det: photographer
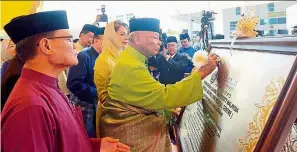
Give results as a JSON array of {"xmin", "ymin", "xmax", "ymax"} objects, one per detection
[
  {"xmin": 178, "ymin": 33, "xmax": 195, "ymax": 73},
  {"xmin": 93, "ymin": 5, "xmax": 108, "ymax": 28},
  {"xmin": 156, "ymin": 36, "xmax": 190, "ymax": 85}
]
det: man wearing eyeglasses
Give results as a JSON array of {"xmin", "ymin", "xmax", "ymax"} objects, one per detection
[
  {"xmin": 61, "ymin": 24, "xmax": 98, "ymax": 97},
  {"xmin": 1, "ymin": 10, "xmax": 130, "ymax": 152},
  {"xmin": 67, "ymin": 27, "xmax": 105, "ymax": 138},
  {"xmin": 75, "ymin": 24, "xmax": 98, "ymax": 52},
  {"xmin": 0, "ymin": 36, "xmax": 74, "ymax": 106}
]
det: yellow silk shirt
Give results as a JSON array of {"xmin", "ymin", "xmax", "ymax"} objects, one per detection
[
  {"xmin": 94, "ymin": 51, "xmax": 118, "ymax": 104},
  {"xmin": 108, "ymin": 45, "xmax": 204, "ymax": 110},
  {"xmin": 93, "ymin": 21, "xmax": 123, "ymax": 137},
  {"xmin": 57, "ymin": 70, "xmax": 71, "ymax": 96},
  {"xmin": 74, "ymin": 41, "xmax": 84, "ymax": 53}
]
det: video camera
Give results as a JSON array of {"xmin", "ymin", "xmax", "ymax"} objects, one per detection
[{"xmin": 201, "ymin": 10, "xmax": 216, "ymax": 28}]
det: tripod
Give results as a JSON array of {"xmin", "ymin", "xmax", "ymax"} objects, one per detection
[{"xmin": 201, "ymin": 22, "xmax": 214, "ymax": 53}]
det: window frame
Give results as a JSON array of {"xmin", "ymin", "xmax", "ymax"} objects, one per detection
[
  {"xmin": 236, "ymin": 7, "xmax": 241, "ymax": 15},
  {"xmin": 267, "ymin": 3, "xmax": 274, "ymax": 12}
]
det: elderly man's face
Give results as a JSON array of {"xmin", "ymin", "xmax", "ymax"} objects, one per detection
[
  {"xmin": 167, "ymin": 42, "xmax": 177, "ymax": 56},
  {"xmin": 137, "ymin": 31, "xmax": 161, "ymax": 58},
  {"xmin": 45, "ymin": 29, "xmax": 78, "ymax": 67}
]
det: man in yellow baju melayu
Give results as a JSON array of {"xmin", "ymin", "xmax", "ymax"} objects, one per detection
[
  {"xmin": 75, "ymin": 24, "xmax": 98, "ymax": 52},
  {"xmin": 100, "ymin": 18, "xmax": 219, "ymax": 152}
]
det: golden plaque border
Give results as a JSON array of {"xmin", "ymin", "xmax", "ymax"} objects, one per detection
[{"xmin": 239, "ymin": 77, "xmax": 285, "ymax": 152}]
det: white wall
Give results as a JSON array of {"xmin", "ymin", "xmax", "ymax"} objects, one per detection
[
  {"xmin": 70, "ymin": 29, "xmax": 82, "ymax": 40},
  {"xmin": 222, "ymin": 1, "xmax": 297, "ymax": 39},
  {"xmin": 222, "ymin": 7, "xmax": 242, "ymax": 38},
  {"xmin": 286, "ymin": 4, "xmax": 297, "ymax": 34}
]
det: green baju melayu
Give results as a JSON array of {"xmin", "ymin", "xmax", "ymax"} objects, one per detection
[{"xmin": 100, "ymin": 45, "xmax": 203, "ymax": 152}]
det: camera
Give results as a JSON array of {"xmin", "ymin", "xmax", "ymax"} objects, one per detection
[
  {"xmin": 200, "ymin": 10, "xmax": 217, "ymax": 51},
  {"xmin": 159, "ymin": 42, "xmax": 167, "ymax": 52},
  {"xmin": 201, "ymin": 10, "xmax": 216, "ymax": 28},
  {"xmin": 158, "ymin": 32, "xmax": 167, "ymax": 52}
]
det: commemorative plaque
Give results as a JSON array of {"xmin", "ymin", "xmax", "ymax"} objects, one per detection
[{"xmin": 176, "ymin": 36, "xmax": 297, "ymax": 152}]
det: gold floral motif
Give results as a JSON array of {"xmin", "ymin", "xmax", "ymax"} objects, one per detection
[
  {"xmin": 232, "ymin": 8, "xmax": 259, "ymax": 38},
  {"xmin": 239, "ymin": 77, "xmax": 285, "ymax": 152}
]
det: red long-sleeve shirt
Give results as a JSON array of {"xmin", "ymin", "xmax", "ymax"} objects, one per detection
[{"xmin": 1, "ymin": 68, "xmax": 101, "ymax": 152}]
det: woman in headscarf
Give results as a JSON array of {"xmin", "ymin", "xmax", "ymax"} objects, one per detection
[
  {"xmin": 94, "ymin": 20, "xmax": 128, "ymax": 137},
  {"xmin": 1, "ymin": 39, "xmax": 24, "ymax": 109},
  {"xmin": 1, "ymin": 39, "xmax": 17, "ymax": 74}
]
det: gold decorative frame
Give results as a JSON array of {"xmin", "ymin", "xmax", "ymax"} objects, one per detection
[{"xmin": 239, "ymin": 77, "xmax": 285, "ymax": 152}]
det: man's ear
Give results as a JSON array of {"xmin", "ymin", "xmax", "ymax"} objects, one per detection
[
  {"xmin": 134, "ymin": 32, "xmax": 141, "ymax": 44},
  {"xmin": 39, "ymin": 38, "xmax": 52, "ymax": 55}
]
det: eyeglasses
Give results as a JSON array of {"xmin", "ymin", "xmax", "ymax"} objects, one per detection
[
  {"xmin": 47, "ymin": 36, "xmax": 73, "ymax": 41},
  {"xmin": 36, "ymin": 36, "xmax": 74, "ymax": 46},
  {"xmin": 85, "ymin": 34, "xmax": 94, "ymax": 40}
]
